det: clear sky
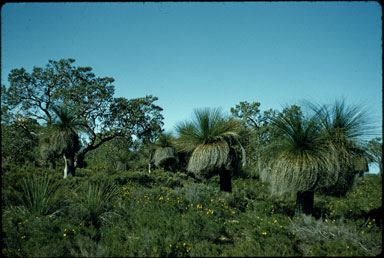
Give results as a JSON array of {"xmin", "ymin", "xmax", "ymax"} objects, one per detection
[{"xmin": 1, "ymin": 2, "xmax": 382, "ymax": 136}]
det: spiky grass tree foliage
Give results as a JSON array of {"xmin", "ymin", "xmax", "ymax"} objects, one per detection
[
  {"xmin": 176, "ymin": 108, "xmax": 245, "ymax": 192},
  {"xmin": 265, "ymin": 107, "xmax": 339, "ymax": 215},
  {"xmin": 152, "ymin": 132, "xmax": 178, "ymax": 171},
  {"xmin": 308, "ymin": 99, "xmax": 374, "ymax": 195},
  {"xmin": 10, "ymin": 174, "xmax": 64, "ymax": 218},
  {"xmin": 45, "ymin": 106, "xmax": 84, "ymax": 178},
  {"xmin": 74, "ymin": 180, "xmax": 121, "ymax": 228}
]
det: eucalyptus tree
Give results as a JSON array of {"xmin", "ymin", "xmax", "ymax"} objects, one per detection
[
  {"xmin": 230, "ymin": 101, "xmax": 276, "ymax": 175},
  {"xmin": 265, "ymin": 105, "xmax": 340, "ymax": 215},
  {"xmin": 176, "ymin": 108, "xmax": 245, "ymax": 192},
  {"xmin": 3, "ymin": 58, "xmax": 164, "ymax": 172}
]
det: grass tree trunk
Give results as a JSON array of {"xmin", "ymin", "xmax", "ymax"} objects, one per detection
[
  {"xmin": 219, "ymin": 169, "xmax": 232, "ymax": 192},
  {"xmin": 63, "ymin": 154, "xmax": 75, "ymax": 179},
  {"xmin": 295, "ymin": 191, "xmax": 314, "ymax": 216}
]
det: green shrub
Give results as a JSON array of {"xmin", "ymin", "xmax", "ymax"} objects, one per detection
[
  {"xmin": 70, "ymin": 179, "xmax": 121, "ymax": 229},
  {"xmin": 1, "ymin": 165, "xmax": 382, "ymax": 257},
  {"xmin": 289, "ymin": 214, "xmax": 382, "ymax": 256},
  {"xmin": 315, "ymin": 174, "xmax": 382, "ymax": 221}
]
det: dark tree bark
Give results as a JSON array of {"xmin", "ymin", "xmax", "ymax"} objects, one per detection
[
  {"xmin": 295, "ymin": 191, "xmax": 314, "ymax": 216},
  {"xmin": 219, "ymin": 170, "xmax": 232, "ymax": 192}
]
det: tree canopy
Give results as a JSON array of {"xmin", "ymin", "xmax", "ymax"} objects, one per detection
[{"xmin": 2, "ymin": 58, "xmax": 164, "ymax": 169}]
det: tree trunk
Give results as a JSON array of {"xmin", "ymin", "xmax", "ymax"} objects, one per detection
[
  {"xmin": 75, "ymin": 153, "xmax": 87, "ymax": 168},
  {"xmin": 148, "ymin": 152, "xmax": 152, "ymax": 174},
  {"xmin": 219, "ymin": 170, "xmax": 232, "ymax": 192},
  {"xmin": 63, "ymin": 154, "xmax": 75, "ymax": 179},
  {"xmin": 295, "ymin": 191, "xmax": 314, "ymax": 216}
]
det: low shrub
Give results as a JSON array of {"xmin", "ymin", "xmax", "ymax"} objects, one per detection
[{"xmin": 2, "ymin": 166, "xmax": 382, "ymax": 257}]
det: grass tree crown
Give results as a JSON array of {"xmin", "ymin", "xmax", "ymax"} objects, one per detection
[
  {"xmin": 265, "ymin": 105, "xmax": 340, "ymax": 196},
  {"xmin": 175, "ymin": 108, "xmax": 243, "ymax": 177}
]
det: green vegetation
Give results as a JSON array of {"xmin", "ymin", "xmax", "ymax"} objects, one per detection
[
  {"xmin": 2, "ymin": 58, "xmax": 382, "ymax": 256},
  {"xmin": 2, "ymin": 168, "xmax": 382, "ymax": 257}
]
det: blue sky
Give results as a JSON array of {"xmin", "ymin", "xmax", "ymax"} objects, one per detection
[{"xmin": 2, "ymin": 2, "xmax": 382, "ymax": 137}]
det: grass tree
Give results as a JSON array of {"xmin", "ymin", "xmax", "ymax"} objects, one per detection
[
  {"xmin": 7, "ymin": 174, "xmax": 64, "ymax": 218},
  {"xmin": 176, "ymin": 108, "xmax": 245, "ymax": 192},
  {"xmin": 265, "ymin": 106, "xmax": 340, "ymax": 215},
  {"xmin": 308, "ymin": 99, "xmax": 374, "ymax": 195},
  {"xmin": 45, "ymin": 106, "xmax": 84, "ymax": 178},
  {"xmin": 151, "ymin": 132, "xmax": 178, "ymax": 171},
  {"xmin": 366, "ymin": 137, "xmax": 382, "ymax": 176},
  {"xmin": 40, "ymin": 138, "xmax": 58, "ymax": 169}
]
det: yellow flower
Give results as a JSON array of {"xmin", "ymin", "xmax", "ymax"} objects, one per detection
[
  {"xmin": 183, "ymin": 242, "xmax": 186, "ymax": 246},
  {"xmin": 169, "ymin": 244, "xmax": 172, "ymax": 248},
  {"xmin": 63, "ymin": 233, "xmax": 67, "ymax": 237},
  {"xmin": 262, "ymin": 232, "xmax": 267, "ymax": 235},
  {"xmin": 159, "ymin": 196, "xmax": 163, "ymax": 201}
]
